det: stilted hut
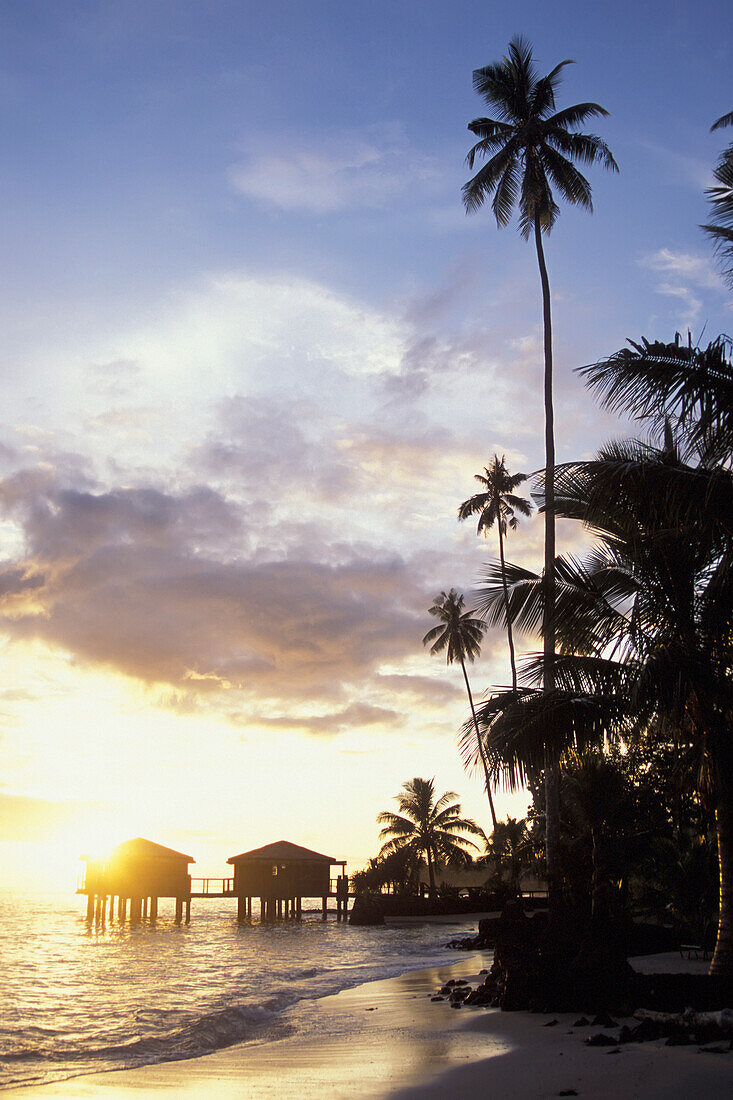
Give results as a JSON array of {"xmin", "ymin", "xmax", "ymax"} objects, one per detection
[
  {"xmin": 227, "ymin": 840, "xmax": 348, "ymax": 922},
  {"xmin": 79, "ymin": 838, "xmax": 194, "ymax": 924}
]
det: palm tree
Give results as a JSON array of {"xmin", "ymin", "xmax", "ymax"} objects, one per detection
[
  {"xmin": 463, "ymin": 36, "xmax": 617, "ymax": 910},
  {"xmin": 458, "ymin": 455, "xmax": 531, "ymax": 689},
  {"xmin": 377, "ymin": 777, "xmax": 484, "ymax": 898},
  {"xmin": 702, "ymin": 111, "xmax": 733, "ymax": 288},
  {"xmin": 484, "ymin": 816, "xmax": 538, "ymax": 898},
  {"xmin": 423, "ymin": 589, "xmax": 497, "ymax": 828},
  {"xmin": 472, "ymin": 337, "xmax": 733, "ymax": 976}
]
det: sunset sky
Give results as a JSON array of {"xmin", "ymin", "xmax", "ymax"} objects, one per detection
[{"xmin": 1, "ymin": 0, "xmax": 730, "ymax": 891}]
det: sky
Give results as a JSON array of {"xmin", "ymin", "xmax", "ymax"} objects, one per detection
[{"xmin": 0, "ymin": 0, "xmax": 730, "ymax": 891}]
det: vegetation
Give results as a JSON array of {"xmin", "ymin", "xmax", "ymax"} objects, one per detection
[
  {"xmin": 402, "ymin": 48, "xmax": 730, "ymax": 1002},
  {"xmin": 423, "ymin": 590, "xmax": 497, "ymax": 827},
  {"xmin": 458, "ymin": 455, "xmax": 531, "ymax": 689},
  {"xmin": 470, "ymin": 334, "xmax": 733, "ymax": 976},
  {"xmin": 483, "ymin": 815, "xmax": 539, "ymax": 899},
  {"xmin": 376, "ymin": 776, "xmax": 484, "ymax": 898},
  {"xmin": 702, "ymin": 111, "xmax": 733, "ymax": 288},
  {"xmin": 463, "ymin": 37, "xmax": 617, "ymax": 908}
]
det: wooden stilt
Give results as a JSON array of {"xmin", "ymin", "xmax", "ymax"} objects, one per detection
[
  {"xmin": 101, "ymin": 895, "xmax": 107, "ymax": 923},
  {"xmin": 175, "ymin": 898, "xmax": 183, "ymax": 924},
  {"xmin": 296, "ymin": 897, "xmax": 302, "ymax": 920},
  {"xmin": 142, "ymin": 897, "xmax": 148, "ymax": 918},
  {"xmin": 185, "ymin": 898, "xmax": 191, "ymax": 923},
  {"xmin": 321, "ymin": 896, "xmax": 327, "ymax": 921},
  {"xmin": 150, "ymin": 897, "xmax": 158, "ymax": 921},
  {"xmin": 238, "ymin": 895, "xmax": 247, "ymax": 922},
  {"xmin": 131, "ymin": 897, "xmax": 142, "ymax": 922},
  {"xmin": 86, "ymin": 894, "xmax": 94, "ymax": 920},
  {"xmin": 120, "ymin": 897, "xmax": 127, "ymax": 920}
]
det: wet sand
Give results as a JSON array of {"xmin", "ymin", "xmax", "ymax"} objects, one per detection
[{"xmin": 10, "ymin": 952, "xmax": 733, "ymax": 1098}]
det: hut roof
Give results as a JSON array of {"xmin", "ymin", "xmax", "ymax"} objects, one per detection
[
  {"xmin": 227, "ymin": 840, "xmax": 338, "ymax": 865},
  {"xmin": 109, "ymin": 837, "xmax": 195, "ymax": 863}
]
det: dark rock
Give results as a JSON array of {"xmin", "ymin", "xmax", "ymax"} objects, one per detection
[
  {"xmin": 557, "ymin": 1091, "xmax": 578, "ymax": 1096},
  {"xmin": 573, "ymin": 1017, "xmax": 590, "ymax": 1028},
  {"xmin": 348, "ymin": 894, "xmax": 385, "ymax": 926},
  {"xmin": 430, "ymin": 996, "xmax": 444, "ymax": 1002},
  {"xmin": 543, "ymin": 1019, "xmax": 559, "ymax": 1027},
  {"xmin": 591, "ymin": 1014, "xmax": 618, "ymax": 1028},
  {"xmin": 625, "ymin": 1018, "xmax": 665, "ymax": 1043},
  {"xmin": 586, "ymin": 1032, "xmax": 618, "ymax": 1046}
]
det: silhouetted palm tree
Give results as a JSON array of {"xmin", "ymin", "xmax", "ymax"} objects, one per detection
[
  {"xmin": 472, "ymin": 344, "xmax": 733, "ymax": 975},
  {"xmin": 702, "ymin": 112, "xmax": 733, "ymax": 288},
  {"xmin": 458, "ymin": 455, "xmax": 531, "ymax": 689},
  {"xmin": 484, "ymin": 816, "xmax": 538, "ymax": 898},
  {"xmin": 377, "ymin": 777, "xmax": 483, "ymax": 898},
  {"xmin": 423, "ymin": 589, "xmax": 497, "ymax": 828},
  {"xmin": 463, "ymin": 37, "xmax": 617, "ymax": 907}
]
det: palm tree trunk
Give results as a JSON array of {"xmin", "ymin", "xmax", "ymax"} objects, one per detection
[
  {"xmin": 710, "ymin": 742, "xmax": 733, "ymax": 977},
  {"xmin": 497, "ymin": 519, "xmax": 518, "ymax": 691},
  {"xmin": 534, "ymin": 214, "xmax": 561, "ymax": 915},
  {"xmin": 461, "ymin": 658, "xmax": 498, "ymax": 829},
  {"xmin": 425, "ymin": 844, "xmax": 437, "ymax": 899}
]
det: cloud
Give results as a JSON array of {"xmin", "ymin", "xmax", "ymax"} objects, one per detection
[
  {"xmin": 640, "ymin": 248, "xmax": 727, "ymax": 331},
  {"xmin": 642, "ymin": 248, "xmax": 722, "ymax": 291},
  {"xmin": 195, "ymin": 393, "xmax": 355, "ymax": 503},
  {"xmin": 256, "ymin": 702, "xmax": 402, "ymax": 735},
  {"xmin": 0, "ymin": 466, "xmax": 429, "ymax": 718},
  {"xmin": 229, "ymin": 128, "xmax": 440, "ymax": 214}
]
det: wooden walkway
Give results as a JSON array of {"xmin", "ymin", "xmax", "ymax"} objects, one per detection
[{"xmin": 190, "ymin": 877, "xmax": 354, "ymax": 900}]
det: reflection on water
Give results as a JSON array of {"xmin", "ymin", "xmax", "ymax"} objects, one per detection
[{"xmin": 0, "ymin": 893, "xmax": 479, "ymax": 1089}]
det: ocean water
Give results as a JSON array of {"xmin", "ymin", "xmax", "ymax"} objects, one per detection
[{"xmin": 0, "ymin": 893, "xmax": 477, "ymax": 1090}]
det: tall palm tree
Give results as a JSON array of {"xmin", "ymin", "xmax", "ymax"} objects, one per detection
[
  {"xmin": 423, "ymin": 589, "xmax": 497, "ymax": 827},
  {"xmin": 463, "ymin": 37, "xmax": 617, "ymax": 908},
  {"xmin": 458, "ymin": 455, "xmax": 531, "ymax": 689},
  {"xmin": 702, "ymin": 111, "xmax": 733, "ymax": 289},
  {"xmin": 472, "ymin": 335, "xmax": 733, "ymax": 977},
  {"xmin": 377, "ymin": 777, "xmax": 483, "ymax": 898}
]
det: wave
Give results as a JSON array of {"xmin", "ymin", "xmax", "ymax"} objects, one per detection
[{"xmin": 0, "ymin": 996, "xmax": 296, "ymax": 1079}]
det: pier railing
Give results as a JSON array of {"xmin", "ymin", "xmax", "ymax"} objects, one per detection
[{"xmin": 190, "ymin": 877, "xmax": 234, "ymax": 896}]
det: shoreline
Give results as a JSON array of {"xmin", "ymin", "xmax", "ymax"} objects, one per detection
[{"xmin": 8, "ymin": 951, "xmax": 733, "ymax": 1098}]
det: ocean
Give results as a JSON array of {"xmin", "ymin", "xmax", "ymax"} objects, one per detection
[{"xmin": 0, "ymin": 893, "xmax": 477, "ymax": 1090}]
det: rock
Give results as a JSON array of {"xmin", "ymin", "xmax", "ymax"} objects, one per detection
[
  {"xmin": 573, "ymin": 1017, "xmax": 590, "ymax": 1027},
  {"xmin": 348, "ymin": 894, "xmax": 385, "ymax": 926},
  {"xmin": 591, "ymin": 1013, "xmax": 618, "ymax": 1028},
  {"xmin": 586, "ymin": 1032, "xmax": 618, "ymax": 1046}
]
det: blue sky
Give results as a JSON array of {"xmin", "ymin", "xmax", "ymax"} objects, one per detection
[{"xmin": 0, "ymin": 1, "xmax": 730, "ymax": 886}]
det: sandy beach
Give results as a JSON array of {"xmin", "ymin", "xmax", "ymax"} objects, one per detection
[{"xmin": 9, "ymin": 950, "xmax": 733, "ymax": 1099}]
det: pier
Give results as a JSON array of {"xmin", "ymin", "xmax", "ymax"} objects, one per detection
[{"xmin": 79, "ymin": 837, "xmax": 352, "ymax": 925}]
